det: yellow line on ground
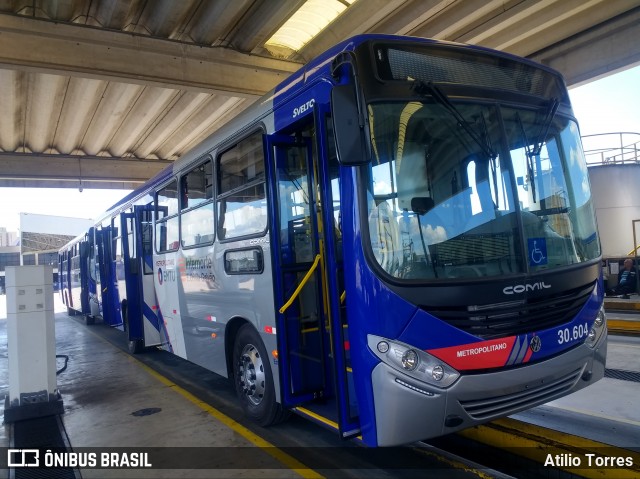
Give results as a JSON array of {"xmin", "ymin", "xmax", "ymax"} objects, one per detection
[
  {"xmin": 412, "ymin": 446, "xmax": 499, "ymax": 479},
  {"xmin": 607, "ymin": 319, "xmax": 640, "ymax": 334},
  {"xmin": 134, "ymin": 359, "xmax": 325, "ymax": 479},
  {"xmin": 604, "ymin": 300, "xmax": 640, "ymax": 311},
  {"xmin": 74, "ymin": 317, "xmax": 324, "ymax": 479},
  {"xmin": 458, "ymin": 418, "xmax": 640, "ymax": 479},
  {"xmin": 543, "ymin": 405, "xmax": 640, "ymax": 428}
]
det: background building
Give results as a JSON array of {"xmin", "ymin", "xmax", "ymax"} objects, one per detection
[{"xmin": 0, "ymin": 213, "xmax": 93, "ymax": 292}]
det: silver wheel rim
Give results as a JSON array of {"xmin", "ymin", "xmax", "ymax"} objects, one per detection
[{"xmin": 238, "ymin": 344, "xmax": 266, "ymax": 406}]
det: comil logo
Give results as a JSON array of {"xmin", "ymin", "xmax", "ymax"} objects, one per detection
[{"xmin": 503, "ymin": 281, "xmax": 551, "ymax": 295}]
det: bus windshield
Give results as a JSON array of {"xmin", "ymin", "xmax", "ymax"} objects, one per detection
[{"xmin": 364, "ymin": 100, "xmax": 600, "ymax": 281}]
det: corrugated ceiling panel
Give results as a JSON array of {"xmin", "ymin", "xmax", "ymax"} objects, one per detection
[
  {"xmin": 180, "ymin": 98, "xmax": 252, "ymax": 154},
  {"xmin": 0, "ymin": 69, "xmax": 25, "ymax": 152},
  {"xmin": 108, "ymin": 86, "xmax": 179, "ymax": 157},
  {"xmin": 25, "ymin": 73, "xmax": 67, "ymax": 153},
  {"xmin": 156, "ymin": 96, "xmax": 247, "ymax": 160},
  {"xmin": 80, "ymin": 82, "xmax": 144, "ymax": 156},
  {"xmin": 131, "ymin": 90, "xmax": 211, "ymax": 159},
  {"xmin": 55, "ymin": 77, "xmax": 106, "ymax": 154}
]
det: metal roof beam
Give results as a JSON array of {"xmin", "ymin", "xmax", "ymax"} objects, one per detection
[
  {"xmin": 0, "ymin": 152, "xmax": 171, "ymax": 185},
  {"xmin": 529, "ymin": 7, "xmax": 640, "ymax": 86},
  {"xmin": 0, "ymin": 14, "xmax": 301, "ymax": 98}
]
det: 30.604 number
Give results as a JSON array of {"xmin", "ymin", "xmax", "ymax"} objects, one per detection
[{"xmin": 557, "ymin": 323, "xmax": 589, "ymax": 344}]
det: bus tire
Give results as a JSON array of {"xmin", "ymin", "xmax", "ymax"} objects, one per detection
[
  {"xmin": 122, "ymin": 301, "xmax": 144, "ymax": 354},
  {"xmin": 233, "ymin": 324, "xmax": 288, "ymax": 427}
]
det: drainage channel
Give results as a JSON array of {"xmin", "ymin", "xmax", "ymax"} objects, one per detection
[{"xmin": 604, "ymin": 368, "xmax": 640, "ymax": 383}]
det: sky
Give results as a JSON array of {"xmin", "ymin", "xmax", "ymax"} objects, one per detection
[{"xmin": 0, "ymin": 65, "xmax": 639, "ymax": 233}]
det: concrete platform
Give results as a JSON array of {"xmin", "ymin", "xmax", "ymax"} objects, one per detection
[{"xmin": 1, "ymin": 294, "xmax": 639, "ymax": 478}]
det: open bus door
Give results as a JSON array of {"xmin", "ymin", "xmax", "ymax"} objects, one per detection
[
  {"xmin": 97, "ymin": 223, "xmax": 124, "ymax": 330},
  {"xmin": 267, "ymin": 112, "xmax": 360, "ymax": 439},
  {"xmin": 95, "ymin": 227, "xmax": 109, "ymax": 320},
  {"xmin": 78, "ymin": 239, "xmax": 90, "ymax": 316},
  {"xmin": 120, "ymin": 206, "xmax": 161, "ymax": 353},
  {"xmin": 121, "ymin": 211, "xmax": 144, "ymax": 353}
]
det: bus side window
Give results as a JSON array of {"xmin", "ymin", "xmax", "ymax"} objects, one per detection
[
  {"xmin": 217, "ymin": 131, "xmax": 267, "ymax": 240},
  {"xmin": 181, "ymin": 159, "xmax": 215, "ymax": 247},
  {"xmin": 155, "ymin": 180, "xmax": 179, "ymax": 252}
]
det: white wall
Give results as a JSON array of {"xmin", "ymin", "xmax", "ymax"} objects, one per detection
[{"xmin": 588, "ymin": 164, "xmax": 640, "ymax": 257}]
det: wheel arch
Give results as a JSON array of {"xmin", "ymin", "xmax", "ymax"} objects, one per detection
[{"xmin": 225, "ymin": 316, "xmax": 251, "ymax": 379}]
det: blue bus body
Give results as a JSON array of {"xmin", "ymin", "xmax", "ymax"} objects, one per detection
[{"xmin": 60, "ymin": 34, "xmax": 607, "ymax": 446}]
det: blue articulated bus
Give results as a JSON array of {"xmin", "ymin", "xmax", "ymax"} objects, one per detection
[{"xmin": 60, "ymin": 34, "xmax": 607, "ymax": 447}]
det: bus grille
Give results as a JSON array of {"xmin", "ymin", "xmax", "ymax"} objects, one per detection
[
  {"xmin": 459, "ymin": 367, "xmax": 583, "ymax": 420},
  {"xmin": 423, "ymin": 281, "xmax": 595, "ymax": 339}
]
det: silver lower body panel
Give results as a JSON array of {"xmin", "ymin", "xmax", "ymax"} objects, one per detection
[{"xmin": 371, "ymin": 332, "xmax": 607, "ymax": 446}]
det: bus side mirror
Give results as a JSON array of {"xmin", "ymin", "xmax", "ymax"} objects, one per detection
[{"xmin": 331, "ymin": 84, "xmax": 369, "ymax": 166}]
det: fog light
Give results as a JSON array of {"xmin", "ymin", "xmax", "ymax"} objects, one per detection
[
  {"xmin": 401, "ymin": 350, "xmax": 418, "ymax": 371},
  {"xmin": 432, "ymin": 365, "xmax": 444, "ymax": 381},
  {"xmin": 377, "ymin": 341, "xmax": 389, "ymax": 353},
  {"xmin": 588, "ymin": 329, "xmax": 596, "ymax": 341}
]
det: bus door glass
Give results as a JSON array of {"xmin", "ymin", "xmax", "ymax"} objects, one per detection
[
  {"xmin": 79, "ymin": 238, "xmax": 90, "ymax": 313},
  {"xmin": 135, "ymin": 204, "xmax": 161, "ymax": 347},
  {"xmin": 269, "ymin": 115, "xmax": 356, "ymax": 438},
  {"xmin": 121, "ymin": 211, "xmax": 142, "ymax": 338},
  {"xmin": 95, "ymin": 227, "xmax": 107, "ymax": 317},
  {"xmin": 87, "ymin": 227, "xmax": 100, "ymax": 317},
  {"xmin": 317, "ymin": 109, "xmax": 360, "ymax": 438},
  {"xmin": 98, "ymin": 220, "xmax": 123, "ymax": 329},
  {"xmin": 269, "ymin": 132, "xmax": 327, "ymax": 405}
]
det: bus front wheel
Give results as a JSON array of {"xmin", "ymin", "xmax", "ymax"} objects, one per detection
[{"xmin": 232, "ymin": 324, "xmax": 287, "ymax": 426}]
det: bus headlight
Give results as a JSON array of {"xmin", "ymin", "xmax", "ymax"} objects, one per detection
[
  {"xmin": 586, "ymin": 305, "xmax": 606, "ymax": 348},
  {"xmin": 367, "ymin": 335, "xmax": 460, "ymax": 388},
  {"xmin": 401, "ymin": 350, "xmax": 418, "ymax": 371}
]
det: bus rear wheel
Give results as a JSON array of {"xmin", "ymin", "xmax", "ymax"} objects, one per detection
[{"xmin": 232, "ymin": 324, "xmax": 288, "ymax": 426}]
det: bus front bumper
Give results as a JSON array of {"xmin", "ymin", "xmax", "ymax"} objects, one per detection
[{"xmin": 370, "ymin": 330, "xmax": 607, "ymax": 447}]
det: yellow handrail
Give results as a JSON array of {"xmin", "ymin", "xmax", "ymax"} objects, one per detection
[
  {"xmin": 279, "ymin": 254, "xmax": 322, "ymax": 314},
  {"xmin": 628, "ymin": 244, "xmax": 640, "ymax": 256}
]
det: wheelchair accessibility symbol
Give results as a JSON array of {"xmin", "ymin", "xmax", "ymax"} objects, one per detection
[{"xmin": 528, "ymin": 238, "xmax": 548, "ymax": 266}]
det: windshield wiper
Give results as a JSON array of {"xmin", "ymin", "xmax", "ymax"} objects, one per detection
[
  {"xmin": 533, "ymin": 98, "xmax": 559, "ymax": 156},
  {"xmin": 516, "ymin": 112, "xmax": 537, "ymax": 203},
  {"xmin": 515, "ymin": 99, "xmax": 559, "ymax": 204},
  {"xmin": 413, "ymin": 81, "xmax": 496, "ymax": 161}
]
